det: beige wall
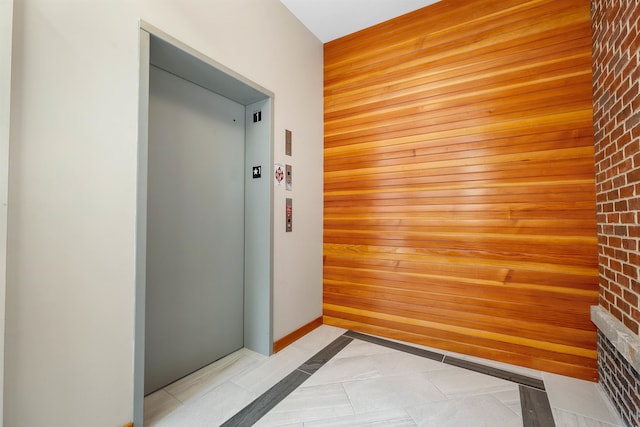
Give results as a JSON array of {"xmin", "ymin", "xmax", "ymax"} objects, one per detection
[
  {"xmin": 4, "ymin": 0, "xmax": 323, "ymax": 425},
  {"xmin": 0, "ymin": 0, "xmax": 13, "ymax": 425}
]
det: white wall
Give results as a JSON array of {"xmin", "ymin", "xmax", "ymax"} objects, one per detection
[
  {"xmin": 0, "ymin": 1, "xmax": 13, "ymax": 425},
  {"xmin": 5, "ymin": 0, "xmax": 323, "ymax": 426}
]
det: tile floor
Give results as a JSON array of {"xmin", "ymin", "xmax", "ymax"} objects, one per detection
[{"xmin": 144, "ymin": 325, "xmax": 624, "ymax": 426}]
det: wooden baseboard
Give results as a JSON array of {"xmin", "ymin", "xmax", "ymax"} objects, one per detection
[{"xmin": 273, "ymin": 316, "xmax": 323, "ymax": 353}]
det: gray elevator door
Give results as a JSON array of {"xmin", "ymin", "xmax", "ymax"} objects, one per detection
[{"xmin": 145, "ymin": 65, "xmax": 245, "ymax": 394}]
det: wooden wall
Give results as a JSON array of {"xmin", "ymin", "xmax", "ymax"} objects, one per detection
[{"xmin": 323, "ymin": 0, "xmax": 598, "ymax": 380}]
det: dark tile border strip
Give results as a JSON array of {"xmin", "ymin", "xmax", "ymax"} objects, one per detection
[
  {"xmin": 345, "ymin": 330, "xmax": 545, "ymax": 390},
  {"xmin": 220, "ymin": 369, "xmax": 309, "ymax": 427},
  {"xmin": 444, "ymin": 356, "xmax": 546, "ymax": 391},
  {"xmin": 346, "ymin": 331, "xmax": 554, "ymax": 426},
  {"xmin": 221, "ymin": 335, "xmax": 352, "ymax": 426},
  {"xmin": 298, "ymin": 335, "xmax": 354, "ymax": 375},
  {"xmin": 223, "ymin": 329, "xmax": 554, "ymax": 426},
  {"xmin": 344, "ymin": 330, "xmax": 444, "ymax": 362},
  {"xmin": 520, "ymin": 385, "xmax": 556, "ymax": 427}
]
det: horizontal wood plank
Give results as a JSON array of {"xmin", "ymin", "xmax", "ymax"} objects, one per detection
[{"xmin": 323, "ymin": 0, "xmax": 597, "ymax": 380}]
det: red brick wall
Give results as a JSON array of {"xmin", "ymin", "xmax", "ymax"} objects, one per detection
[
  {"xmin": 592, "ymin": 0, "xmax": 640, "ymax": 334},
  {"xmin": 593, "ymin": 0, "xmax": 640, "ymax": 424}
]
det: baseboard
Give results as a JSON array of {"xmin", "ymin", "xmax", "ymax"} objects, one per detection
[{"xmin": 273, "ymin": 316, "xmax": 323, "ymax": 353}]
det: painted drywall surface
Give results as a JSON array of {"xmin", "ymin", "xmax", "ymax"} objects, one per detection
[
  {"xmin": 6, "ymin": 1, "xmax": 140, "ymax": 425},
  {"xmin": 0, "ymin": 0, "xmax": 13, "ymax": 424},
  {"xmin": 140, "ymin": 0, "xmax": 324, "ymax": 341},
  {"xmin": 5, "ymin": 1, "xmax": 322, "ymax": 426}
]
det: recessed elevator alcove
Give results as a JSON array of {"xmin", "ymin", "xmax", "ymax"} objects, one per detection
[{"xmin": 135, "ymin": 26, "xmax": 274, "ymax": 424}]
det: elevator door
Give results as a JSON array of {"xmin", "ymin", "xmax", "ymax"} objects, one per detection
[{"xmin": 145, "ymin": 65, "xmax": 245, "ymax": 394}]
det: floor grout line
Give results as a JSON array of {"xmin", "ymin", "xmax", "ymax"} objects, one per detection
[
  {"xmin": 347, "ymin": 331, "xmax": 555, "ymax": 426},
  {"xmin": 220, "ymin": 329, "xmax": 556, "ymax": 426},
  {"xmin": 220, "ymin": 334, "xmax": 352, "ymax": 426},
  {"xmin": 343, "ymin": 330, "xmax": 445, "ymax": 362},
  {"xmin": 344, "ymin": 329, "xmax": 546, "ymax": 390},
  {"xmin": 443, "ymin": 355, "xmax": 546, "ymax": 391},
  {"xmin": 220, "ymin": 369, "xmax": 311, "ymax": 427}
]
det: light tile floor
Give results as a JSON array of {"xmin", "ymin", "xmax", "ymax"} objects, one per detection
[{"xmin": 145, "ymin": 325, "xmax": 624, "ymax": 426}]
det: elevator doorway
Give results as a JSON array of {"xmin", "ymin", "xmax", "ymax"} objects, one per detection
[
  {"xmin": 135, "ymin": 26, "xmax": 274, "ymax": 425},
  {"xmin": 144, "ymin": 65, "xmax": 246, "ymax": 394}
]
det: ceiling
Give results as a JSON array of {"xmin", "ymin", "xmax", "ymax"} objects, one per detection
[{"xmin": 279, "ymin": 0, "xmax": 442, "ymax": 43}]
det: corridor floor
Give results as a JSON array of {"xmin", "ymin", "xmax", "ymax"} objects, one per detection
[{"xmin": 144, "ymin": 325, "xmax": 623, "ymax": 426}]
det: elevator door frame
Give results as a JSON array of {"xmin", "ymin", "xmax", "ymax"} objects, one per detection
[{"xmin": 134, "ymin": 23, "xmax": 274, "ymax": 426}]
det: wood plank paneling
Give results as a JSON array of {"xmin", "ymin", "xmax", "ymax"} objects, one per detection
[{"xmin": 323, "ymin": 0, "xmax": 597, "ymax": 380}]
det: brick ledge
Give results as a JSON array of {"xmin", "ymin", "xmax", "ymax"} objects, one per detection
[{"xmin": 591, "ymin": 305, "xmax": 640, "ymax": 372}]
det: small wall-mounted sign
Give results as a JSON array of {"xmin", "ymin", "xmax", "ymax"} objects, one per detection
[
  {"xmin": 274, "ymin": 163, "xmax": 284, "ymax": 187},
  {"xmin": 252, "ymin": 166, "xmax": 262, "ymax": 179},
  {"xmin": 285, "ymin": 129, "xmax": 292, "ymax": 156}
]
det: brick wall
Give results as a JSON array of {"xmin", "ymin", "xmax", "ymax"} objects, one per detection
[
  {"xmin": 592, "ymin": 0, "xmax": 640, "ymax": 424},
  {"xmin": 598, "ymin": 331, "xmax": 640, "ymax": 427},
  {"xmin": 593, "ymin": 0, "xmax": 640, "ymax": 332}
]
